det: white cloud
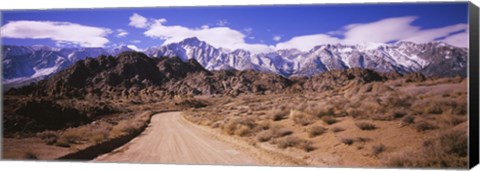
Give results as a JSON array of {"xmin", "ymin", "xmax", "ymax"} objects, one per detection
[
  {"xmin": 216, "ymin": 19, "xmax": 229, "ymax": 26},
  {"xmin": 131, "ymin": 40, "xmax": 141, "ymax": 44},
  {"xmin": 116, "ymin": 29, "xmax": 128, "ymax": 38},
  {"xmin": 243, "ymin": 27, "xmax": 253, "ymax": 34},
  {"xmin": 275, "ymin": 16, "xmax": 468, "ymax": 50},
  {"xmin": 135, "ymin": 13, "xmax": 468, "ymax": 53},
  {"xmin": 275, "ymin": 34, "xmax": 341, "ymax": 51},
  {"xmin": 129, "ymin": 13, "xmax": 148, "ymax": 28},
  {"xmin": 1, "ymin": 20, "xmax": 111, "ymax": 47},
  {"xmin": 441, "ymin": 31, "xmax": 468, "ymax": 48},
  {"xmin": 142, "ymin": 14, "xmax": 271, "ymax": 54},
  {"xmin": 403, "ymin": 24, "xmax": 468, "ymax": 43},
  {"xmin": 342, "ymin": 16, "xmax": 420, "ymax": 44},
  {"xmin": 273, "ymin": 35, "xmax": 282, "ymax": 42}
]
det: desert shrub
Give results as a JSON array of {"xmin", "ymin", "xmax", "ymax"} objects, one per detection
[
  {"xmin": 37, "ymin": 131, "xmax": 58, "ymax": 145},
  {"xmin": 290, "ymin": 110, "xmax": 316, "ymax": 126},
  {"xmin": 346, "ymin": 108, "xmax": 363, "ymax": 118},
  {"xmin": 110, "ymin": 120, "xmax": 139, "ymax": 136},
  {"xmin": 415, "ymin": 121, "xmax": 437, "ymax": 132},
  {"xmin": 275, "ymin": 136, "xmax": 315, "ymax": 152},
  {"xmin": 315, "ymin": 106, "xmax": 335, "ymax": 118},
  {"xmin": 221, "ymin": 117, "xmax": 256, "ymax": 137},
  {"xmin": 385, "ymin": 130, "xmax": 468, "ymax": 168},
  {"xmin": 372, "ymin": 144, "xmax": 386, "ymax": 156},
  {"xmin": 401, "ymin": 115, "xmax": 415, "ymax": 125},
  {"xmin": 174, "ymin": 96, "xmax": 208, "ymax": 108},
  {"xmin": 270, "ymin": 125, "xmax": 293, "ymax": 138},
  {"xmin": 424, "ymin": 104, "xmax": 443, "ymax": 114},
  {"xmin": 341, "ymin": 137, "xmax": 354, "ymax": 145},
  {"xmin": 211, "ymin": 121, "xmax": 223, "ymax": 128},
  {"xmin": 322, "ymin": 116, "xmax": 338, "ymax": 125},
  {"xmin": 256, "ymin": 130, "xmax": 273, "ymax": 142},
  {"xmin": 331, "ymin": 127, "xmax": 345, "ymax": 133},
  {"xmin": 24, "ymin": 151, "xmax": 38, "ymax": 159},
  {"xmin": 391, "ymin": 111, "xmax": 406, "ymax": 119},
  {"xmin": 108, "ymin": 112, "xmax": 151, "ymax": 139},
  {"xmin": 444, "ymin": 115, "xmax": 466, "ymax": 126},
  {"xmin": 355, "ymin": 122, "xmax": 377, "ymax": 130},
  {"xmin": 269, "ymin": 109, "xmax": 289, "ymax": 121},
  {"xmin": 448, "ymin": 101, "xmax": 467, "ymax": 116},
  {"xmin": 356, "ymin": 137, "xmax": 371, "ymax": 143},
  {"xmin": 234, "ymin": 125, "xmax": 251, "ymax": 137},
  {"xmin": 59, "ymin": 127, "xmax": 89, "ymax": 144},
  {"xmin": 430, "ymin": 130, "xmax": 468, "ymax": 157},
  {"xmin": 307, "ymin": 125, "xmax": 326, "ymax": 138},
  {"xmin": 254, "ymin": 120, "xmax": 271, "ymax": 131}
]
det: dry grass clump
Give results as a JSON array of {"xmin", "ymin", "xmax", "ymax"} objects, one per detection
[
  {"xmin": 322, "ymin": 116, "xmax": 338, "ymax": 125},
  {"xmin": 290, "ymin": 110, "xmax": 316, "ymax": 126},
  {"xmin": 372, "ymin": 144, "xmax": 386, "ymax": 156},
  {"xmin": 55, "ymin": 111, "xmax": 152, "ymax": 148},
  {"xmin": 269, "ymin": 108, "xmax": 289, "ymax": 121},
  {"xmin": 385, "ymin": 130, "xmax": 467, "ymax": 168},
  {"xmin": 355, "ymin": 122, "xmax": 377, "ymax": 130},
  {"xmin": 110, "ymin": 111, "xmax": 151, "ymax": 138},
  {"xmin": 341, "ymin": 137, "xmax": 354, "ymax": 145},
  {"xmin": 256, "ymin": 130, "xmax": 274, "ymax": 142},
  {"xmin": 24, "ymin": 151, "xmax": 38, "ymax": 159},
  {"xmin": 58, "ymin": 121, "xmax": 113, "ymax": 146},
  {"xmin": 173, "ymin": 96, "xmax": 208, "ymax": 108},
  {"xmin": 221, "ymin": 117, "xmax": 256, "ymax": 137},
  {"xmin": 271, "ymin": 125, "xmax": 293, "ymax": 138},
  {"xmin": 304, "ymin": 105, "xmax": 335, "ymax": 118},
  {"xmin": 255, "ymin": 125, "xmax": 293, "ymax": 143},
  {"xmin": 424, "ymin": 104, "xmax": 443, "ymax": 115},
  {"xmin": 37, "ymin": 131, "xmax": 58, "ymax": 145},
  {"xmin": 441, "ymin": 114, "xmax": 466, "ymax": 126},
  {"xmin": 307, "ymin": 125, "xmax": 326, "ymax": 138},
  {"xmin": 331, "ymin": 127, "xmax": 345, "ymax": 133},
  {"xmin": 415, "ymin": 121, "xmax": 437, "ymax": 132},
  {"xmin": 401, "ymin": 115, "xmax": 415, "ymax": 125},
  {"xmin": 274, "ymin": 135, "xmax": 316, "ymax": 152}
]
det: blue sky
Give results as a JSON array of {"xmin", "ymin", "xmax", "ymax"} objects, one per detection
[{"xmin": 0, "ymin": 2, "xmax": 469, "ymax": 53}]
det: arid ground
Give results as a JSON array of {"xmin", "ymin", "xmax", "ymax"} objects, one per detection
[{"xmin": 2, "ymin": 52, "xmax": 469, "ymax": 169}]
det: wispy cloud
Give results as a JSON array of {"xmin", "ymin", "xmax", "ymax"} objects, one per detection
[
  {"xmin": 129, "ymin": 13, "xmax": 149, "ymax": 28},
  {"xmin": 273, "ymin": 35, "xmax": 282, "ymax": 42},
  {"xmin": 116, "ymin": 29, "xmax": 128, "ymax": 38},
  {"xmin": 130, "ymin": 13, "xmax": 467, "ymax": 53},
  {"xmin": 276, "ymin": 34, "xmax": 341, "ymax": 51},
  {"xmin": 276, "ymin": 16, "xmax": 468, "ymax": 50},
  {"xmin": 1, "ymin": 20, "xmax": 111, "ymax": 47},
  {"xmin": 216, "ymin": 19, "xmax": 229, "ymax": 27},
  {"xmin": 131, "ymin": 40, "xmax": 141, "ymax": 44},
  {"xmin": 442, "ymin": 31, "xmax": 468, "ymax": 48},
  {"xmin": 134, "ymin": 13, "xmax": 270, "ymax": 54}
]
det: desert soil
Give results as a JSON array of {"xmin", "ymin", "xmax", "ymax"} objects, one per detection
[{"xmin": 94, "ymin": 111, "xmax": 258, "ymax": 165}]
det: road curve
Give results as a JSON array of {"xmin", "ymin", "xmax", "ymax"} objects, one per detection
[{"xmin": 94, "ymin": 111, "xmax": 258, "ymax": 165}]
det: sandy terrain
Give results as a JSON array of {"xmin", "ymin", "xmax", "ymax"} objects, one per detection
[
  {"xmin": 2, "ymin": 137, "xmax": 71, "ymax": 160},
  {"xmin": 94, "ymin": 111, "xmax": 258, "ymax": 165}
]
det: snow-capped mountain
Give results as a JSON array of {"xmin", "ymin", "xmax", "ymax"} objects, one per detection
[
  {"xmin": 1, "ymin": 45, "xmax": 123, "ymax": 89},
  {"xmin": 2, "ymin": 37, "xmax": 468, "ymax": 89},
  {"xmin": 145, "ymin": 37, "xmax": 467, "ymax": 77}
]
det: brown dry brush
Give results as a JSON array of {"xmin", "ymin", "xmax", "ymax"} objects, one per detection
[{"xmin": 385, "ymin": 130, "xmax": 468, "ymax": 168}]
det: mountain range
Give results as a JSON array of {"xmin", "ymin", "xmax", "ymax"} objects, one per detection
[{"xmin": 2, "ymin": 37, "xmax": 468, "ymax": 90}]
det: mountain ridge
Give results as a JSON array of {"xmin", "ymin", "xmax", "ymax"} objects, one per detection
[{"xmin": 2, "ymin": 38, "xmax": 468, "ymax": 90}]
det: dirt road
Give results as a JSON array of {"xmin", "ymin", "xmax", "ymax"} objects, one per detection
[{"xmin": 94, "ymin": 111, "xmax": 258, "ymax": 165}]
